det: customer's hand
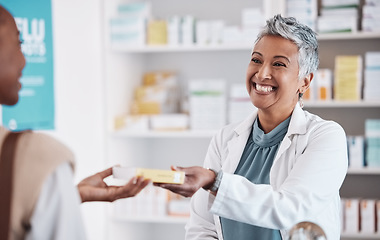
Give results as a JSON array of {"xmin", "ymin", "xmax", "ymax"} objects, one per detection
[
  {"xmin": 78, "ymin": 167, "xmax": 150, "ymax": 203},
  {"xmin": 154, "ymin": 166, "xmax": 216, "ymax": 197}
]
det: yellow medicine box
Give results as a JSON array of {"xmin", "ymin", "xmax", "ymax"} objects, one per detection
[{"xmin": 113, "ymin": 166, "xmax": 185, "ymax": 184}]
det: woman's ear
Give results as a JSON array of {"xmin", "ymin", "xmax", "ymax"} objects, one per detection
[{"xmin": 299, "ymin": 73, "xmax": 314, "ymax": 94}]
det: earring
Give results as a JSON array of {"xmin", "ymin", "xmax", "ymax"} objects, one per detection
[{"xmin": 298, "ymin": 91, "xmax": 304, "ymax": 108}]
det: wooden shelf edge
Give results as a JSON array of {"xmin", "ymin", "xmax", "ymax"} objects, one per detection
[
  {"xmin": 341, "ymin": 232, "xmax": 380, "ymax": 239},
  {"xmin": 111, "ymin": 215, "xmax": 189, "ymax": 224},
  {"xmin": 347, "ymin": 168, "xmax": 380, "ymax": 175},
  {"xmin": 112, "ymin": 130, "xmax": 217, "ymax": 138},
  {"xmin": 109, "ymin": 32, "xmax": 380, "ymax": 53}
]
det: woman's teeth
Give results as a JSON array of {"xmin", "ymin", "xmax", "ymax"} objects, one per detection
[{"xmin": 256, "ymin": 83, "xmax": 274, "ymax": 93}]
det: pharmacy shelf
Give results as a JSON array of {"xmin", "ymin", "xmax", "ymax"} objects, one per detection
[
  {"xmin": 112, "ymin": 215, "xmax": 188, "ymax": 224},
  {"xmin": 347, "ymin": 168, "xmax": 380, "ymax": 175},
  {"xmin": 110, "ymin": 32, "xmax": 380, "ymax": 53},
  {"xmin": 341, "ymin": 232, "xmax": 380, "ymax": 239},
  {"xmin": 304, "ymin": 101, "xmax": 380, "ymax": 108},
  {"xmin": 112, "ymin": 130, "xmax": 216, "ymax": 138},
  {"xmin": 318, "ymin": 31, "xmax": 380, "ymax": 40},
  {"xmin": 110, "ymin": 43, "xmax": 253, "ymax": 53}
]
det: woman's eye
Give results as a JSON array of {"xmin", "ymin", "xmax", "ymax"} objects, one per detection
[
  {"xmin": 273, "ymin": 62, "xmax": 286, "ymax": 67},
  {"xmin": 251, "ymin": 58, "xmax": 261, "ymax": 64}
]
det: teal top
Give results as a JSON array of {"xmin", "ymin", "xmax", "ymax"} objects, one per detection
[{"xmin": 220, "ymin": 116, "xmax": 291, "ymax": 240}]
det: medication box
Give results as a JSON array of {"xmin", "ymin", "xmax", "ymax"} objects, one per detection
[{"xmin": 113, "ymin": 166, "xmax": 185, "ymax": 184}]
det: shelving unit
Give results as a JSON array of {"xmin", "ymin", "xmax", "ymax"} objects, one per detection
[
  {"xmin": 341, "ymin": 233, "xmax": 380, "ymax": 240},
  {"xmin": 113, "ymin": 215, "xmax": 188, "ymax": 224},
  {"xmin": 103, "ymin": 1, "xmax": 380, "ymax": 240},
  {"xmin": 111, "ymin": 31, "xmax": 380, "ymax": 53}
]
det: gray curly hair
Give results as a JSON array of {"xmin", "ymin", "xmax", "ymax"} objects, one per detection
[{"xmin": 255, "ymin": 14, "xmax": 319, "ymax": 79}]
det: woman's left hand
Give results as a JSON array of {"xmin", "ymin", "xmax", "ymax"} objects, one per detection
[{"xmin": 77, "ymin": 167, "xmax": 151, "ymax": 203}]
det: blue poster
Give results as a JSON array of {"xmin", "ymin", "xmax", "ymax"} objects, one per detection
[{"xmin": 1, "ymin": 0, "xmax": 55, "ymax": 130}]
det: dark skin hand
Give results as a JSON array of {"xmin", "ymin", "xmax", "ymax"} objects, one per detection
[
  {"xmin": 154, "ymin": 166, "xmax": 216, "ymax": 198},
  {"xmin": 78, "ymin": 167, "xmax": 151, "ymax": 202}
]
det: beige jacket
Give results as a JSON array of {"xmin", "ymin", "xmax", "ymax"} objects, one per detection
[{"xmin": 0, "ymin": 127, "xmax": 75, "ymax": 240}]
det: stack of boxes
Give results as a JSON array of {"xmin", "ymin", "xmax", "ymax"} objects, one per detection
[
  {"xmin": 228, "ymin": 83, "xmax": 256, "ymax": 124},
  {"xmin": 303, "ymin": 69, "xmax": 333, "ymax": 102},
  {"xmin": 285, "ymin": 0, "xmax": 318, "ymax": 30},
  {"xmin": 364, "ymin": 52, "xmax": 380, "ymax": 101},
  {"xmin": 188, "ymin": 79, "xmax": 226, "ymax": 130},
  {"xmin": 341, "ymin": 198, "xmax": 380, "ymax": 235},
  {"xmin": 334, "ymin": 55, "xmax": 363, "ymax": 101},
  {"xmin": 362, "ymin": 0, "xmax": 380, "ymax": 32},
  {"xmin": 365, "ymin": 119, "xmax": 380, "ymax": 167},
  {"xmin": 347, "ymin": 119, "xmax": 380, "ymax": 169},
  {"xmin": 109, "ymin": 2, "xmax": 151, "ymax": 48},
  {"xmin": 109, "ymin": 2, "xmax": 266, "ymax": 48},
  {"xmin": 317, "ymin": 0, "xmax": 359, "ymax": 33}
]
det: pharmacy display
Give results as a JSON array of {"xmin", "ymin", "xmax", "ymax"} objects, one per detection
[{"xmin": 1, "ymin": 0, "xmax": 55, "ymax": 130}]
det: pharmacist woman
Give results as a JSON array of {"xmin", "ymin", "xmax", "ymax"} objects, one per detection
[{"xmin": 156, "ymin": 14, "xmax": 348, "ymax": 240}]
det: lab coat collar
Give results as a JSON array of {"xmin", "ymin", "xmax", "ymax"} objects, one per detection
[{"xmin": 233, "ymin": 103, "xmax": 307, "ymax": 137}]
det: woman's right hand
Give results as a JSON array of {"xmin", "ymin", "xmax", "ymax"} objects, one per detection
[{"xmin": 154, "ymin": 166, "xmax": 216, "ymax": 197}]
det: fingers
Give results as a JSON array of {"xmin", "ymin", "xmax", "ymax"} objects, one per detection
[
  {"xmin": 171, "ymin": 165, "xmax": 184, "ymax": 171},
  {"xmin": 114, "ymin": 176, "xmax": 151, "ymax": 199},
  {"xmin": 96, "ymin": 167, "xmax": 113, "ymax": 179},
  {"xmin": 159, "ymin": 184, "xmax": 194, "ymax": 198}
]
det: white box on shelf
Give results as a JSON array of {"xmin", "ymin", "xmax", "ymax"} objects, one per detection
[
  {"xmin": 315, "ymin": 69, "xmax": 332, "ymax": 101},
  {"xmin": 344, "ymin": 198, "xmax": 360, "ymax": 234},
  {"xmin": 228, "ymin": 83, "xmax": 255, "ymax": 124},
  {"xmin": 365, "ymin": 51, "xmax": 380, "ymax": 67},
  {"xmin": 209, "ymin": 20, "xmax": 225, "ymax": 45},
  {"xmin": 241, "ymin": 8, "xmax": 265, "ymax": 27},
  {"xmin": 362, "ymin": 18, "xmax": 380, "ymax": 32},
  {"xmin": 116, "ymin": 115, "xmax": 150, "ymax": 132},
  {"xmin": 347, "ymin": 136, "xmax": 365, "ymax": 169},
  {"xmin": 167, "ymin": 15, "xmax": 180, "ymax": 46},
  {"xmin": 116, "ymin": 2, "xmax": 151, "ymax": 18},
  {"xmin": 364, "ymin": 69, "xmax": 380, "ymax": 101},
  {"xmin": 321, "ymin": 0, "xmax": 360, "ymax": 7},
  {"xmin": 360, "ymin": 199, "xmax": 376, "ymax": 234},
  {"xmin": 181, "ymin": 15, "xmax": 195, "ymax": 45},
  {"xmin": 109, "ymin": 17, "xmax": 146, "ymax": 47},
  {"xmin": 150, "ymin": 114, "xmax": 189, "ymax": 131},
  {"xmin": 340, "ymin": 199, "xmax": 345, "ymax": 233},
  {"xmin": 188, "ymin": 79, "xmax": 226, "ymax": 130},
  {"xmin": 365, "ymin": 0, "xmax": 380, "ymax": 5},
  {"xmin": 195, "ymin": 20, "xmax": 211, "ymax": 46},
  {"xmin": 222, "ymin": 26, "xmax": 243, "ymax": 44},
  {"xmin": 317, "ymin": 16, "xmax": 358, "ymax": 33},
  {"xmin": 362, "ymin": 5, "xmax": 380, "ymax": 19}
]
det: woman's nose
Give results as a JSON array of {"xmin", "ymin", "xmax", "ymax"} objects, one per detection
[{"xmin": 255, "ymin": 64, "xmax": 272, "ymax": 81}]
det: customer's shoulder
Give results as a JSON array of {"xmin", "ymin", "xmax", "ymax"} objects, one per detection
[{"xmin": 20, "ymin": 131, "xmax": 74, "ymax": 157}]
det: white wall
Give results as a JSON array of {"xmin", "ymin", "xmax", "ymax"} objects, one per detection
[{"xmin": 51, "ymin": 0, "xmax": 107, "ymax": 239}]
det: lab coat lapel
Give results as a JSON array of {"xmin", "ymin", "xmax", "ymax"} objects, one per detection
[
  {"xmin": 273, "ymin": 104, "xmax": 307, "ymax": 163},
  {"xmin": 223, "ymin": 111, "xmax": 257, "ymax": 173}
]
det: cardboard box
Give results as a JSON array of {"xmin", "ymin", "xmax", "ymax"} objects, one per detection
[
  {"xmin": 113, "ymin": 166, "xmax": 185, "ymax": 184},
  {"xmin": 360, "ymin": 199, "xmax": 376, "ymax": 233},
  {"xmin": 347, "ymin": 136, "xmax": 365, "ymax": 168},
  {"xmin": 344, "ymin": 198, "xmax": 360, "ymax": 234}
]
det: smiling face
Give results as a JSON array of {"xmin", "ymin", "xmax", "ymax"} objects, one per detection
[
  {"xmin": 246, "ymin": 35, "xmax": 311, "ymax": 118},
  {"xmin": 0, "ymin": 6, "xmax": 26, "ymax": 106}
]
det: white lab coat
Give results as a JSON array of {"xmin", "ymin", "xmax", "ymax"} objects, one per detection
[{"xmin": 185, "ymin": 104, "xmax": 348, "ymax": 240}]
